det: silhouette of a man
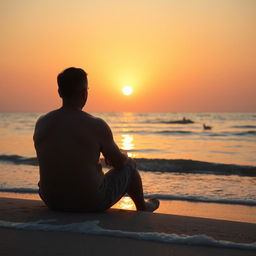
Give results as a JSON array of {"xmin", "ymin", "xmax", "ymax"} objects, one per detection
[{"xmin": 34, "ymin": 67, "xmax": 159, "ymax": 212}]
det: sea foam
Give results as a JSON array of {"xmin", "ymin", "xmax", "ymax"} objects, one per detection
[
  {"xmin": 0, "ymin": 219, "xmax": 255, "ymax": 250},
  {"xmin": 144, "ymin": 194, "xmax": 256, "ymax": 206}
]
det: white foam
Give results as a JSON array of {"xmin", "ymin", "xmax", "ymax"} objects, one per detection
[
  {"xmin": 144, "ymin": 194, "xmax": 256, "ymax": 206},
  {"xmin": 0, "ymin": 219, "xmax": 255, "ymax": 250}
]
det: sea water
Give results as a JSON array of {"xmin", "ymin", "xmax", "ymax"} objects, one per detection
[{"xmin": 0, "ymin": 112, "xmax": 256, "ymax": 206}]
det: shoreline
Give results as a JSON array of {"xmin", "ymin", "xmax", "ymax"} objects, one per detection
[
  {"xmin": 0, "ymin": 197, "xmax": 255, "ymax": 256},
  {"xmin": 1, "ymin": 192, "xmax": 256, "ymax": 224}
]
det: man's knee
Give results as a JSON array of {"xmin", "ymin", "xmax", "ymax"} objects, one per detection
[{"xmin": 127, "ymin": 164, "xmax": 139, "ymax": 180}]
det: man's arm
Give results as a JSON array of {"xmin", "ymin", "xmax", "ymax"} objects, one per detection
[
  {"xmin": 33, "ymin": 115, "xmax": 45, "ymax": 146},
  {"xmin": 97, "ymin": 119, "xmax": 128, "ymax": 170}
]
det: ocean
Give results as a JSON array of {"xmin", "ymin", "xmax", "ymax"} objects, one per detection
[{"xmin": 0, "ymin": 112, "xmax": 256, "ymax": 207}]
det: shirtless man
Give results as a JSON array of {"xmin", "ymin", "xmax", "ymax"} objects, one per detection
[{"xmin": 33, "ymin": 67, "xmax": 159, "ymax": 212}]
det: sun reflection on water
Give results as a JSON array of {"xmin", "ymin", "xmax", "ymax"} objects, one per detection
[
  {"xmin": 121, "ymin": 134, "xmax": 136, "ymax": 157},
  {"xmin": 113, "ymin": 196, "xmax": 136, "ymax": 211}
]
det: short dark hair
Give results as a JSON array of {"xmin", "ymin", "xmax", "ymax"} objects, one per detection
[{"xmin": 57, "ymin": 67, "xmax": 87, "ymax": 98}]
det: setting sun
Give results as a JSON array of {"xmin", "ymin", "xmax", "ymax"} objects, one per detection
[{"xmin": 122, "ymin": 86, "xmax": 133, "ymax": 96}]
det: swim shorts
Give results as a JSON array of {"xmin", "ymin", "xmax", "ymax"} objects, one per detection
[{"xmin": 96, "ymin": 162, "xmax": 134, "ymax": 211}]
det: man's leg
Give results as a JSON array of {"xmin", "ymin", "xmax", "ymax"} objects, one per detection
[
  {"xmin": 126, "ymin": 165, "xmax": 159, "ymax": 212},
  {"xmin": 101, "ymin": 160, "xmax": 159, "ymax": 212}
]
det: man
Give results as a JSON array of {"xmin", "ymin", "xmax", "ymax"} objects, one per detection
[{"xmin": 33, "ymin": 67, "xmax": 159, "ymax": 212}]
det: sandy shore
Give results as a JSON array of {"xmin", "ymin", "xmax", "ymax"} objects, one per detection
[
  {"xmin": 0, "ymin": 197, "xmax": 255, "ymax": 256},
  {"xmin": 1, "ymin": 192, "xmax": 256, "ymax": 223}
]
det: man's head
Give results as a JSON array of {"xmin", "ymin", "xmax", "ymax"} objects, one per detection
[{"xmin": 57, "ymin": 67, "xmax": 88, "ymax": 109}]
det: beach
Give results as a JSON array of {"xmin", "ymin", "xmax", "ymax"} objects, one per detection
[
  {"xmin": 2, "ymin": 0, "xmax": 256, "ymax": 254},
  {"xmin": 1, "ymin": 192, "xmax": 256, "ymax": 224},
  {"xmin": 0, "ymin": 197, "xmax": 256, "ymax": 256},
  {"xmin": 1, "ymin": 112, "xmax": 256, "ymax": 255}
]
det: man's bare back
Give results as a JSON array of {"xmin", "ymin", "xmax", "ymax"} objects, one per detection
[{"xmin": 33, "ymin": 67, "xmax": 159, "ymax": 212}]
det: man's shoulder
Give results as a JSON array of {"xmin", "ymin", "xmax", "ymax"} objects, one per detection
[
  {"xmin": 35, "ymin": 110, "xmax": 66, "ymax": 131},
  {"xmin": 81, "ymin": 113, "xmax": 113, "ymax": 142},
  {"xmin": 81, "ymin": 112, "xmax": 108, "ymax": 127},
  {"xmin": 36, "ymin": 110, "xmax": 59, "ymax": 123}
]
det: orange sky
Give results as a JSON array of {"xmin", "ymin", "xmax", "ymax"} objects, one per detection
[{"xmin": 0, "ymin": 0, "xmax": 255, "ymax": 112}]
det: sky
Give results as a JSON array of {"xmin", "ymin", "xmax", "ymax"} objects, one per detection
[{"xmin": 0, "ymin": 0, "xmax": 255, "ymax": 112}]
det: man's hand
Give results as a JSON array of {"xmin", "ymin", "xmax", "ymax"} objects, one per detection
[
  {"xmin": 104, "ymin": 157, "xmax": 111, "ymax": 167},
  {"xmin": 105, "ymin": 149, "xmax": 128, "ymax": 167},
  {"xmin": 127, "ymin": 157, "xmax": 137, "ymax": 169},
  {"xmin": 120, "ymin": 149, "xmax": 128, "ymax": 157}
]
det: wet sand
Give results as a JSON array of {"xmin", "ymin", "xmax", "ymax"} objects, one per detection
[
  {"xmin": 1, "ymin": 192, "xmax": 256, "ymax": 223},
  {"xmin": 0, "ymin": 197, "xmax": 255, "ymax": 256}
]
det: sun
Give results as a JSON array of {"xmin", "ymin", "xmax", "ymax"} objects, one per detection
[{"xmin": 122, "ymin": 86, "xmax": 133, "ymax": 96}]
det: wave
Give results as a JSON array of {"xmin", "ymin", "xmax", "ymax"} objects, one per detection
[
  {"xmin": 231, "ymin": 125, "xmax": 256, "ymax": 129},
  {"xmin": 0, "ymin": 219, "xmax": 255, "ymax": 250},
  {"xmin": 135, "ymin": 158, "xmax": 256, "ymax": 177},
  {"xmin": 208, "ymin": 133, "xmax": 228, "ymax": 137},
  {"xmin": 159, "ymin": 120, "xmax": 194, "ymax": 124},
  {"xmin": 116, "ymin": 130, "xmax": 194, "ymax": 135},
  {"xmin": 144, "ymin": 194, "xmax": 256, "ymax": 206},
  {"xmin": 208, "ymin": 131, "xmax": 256, "ymax": 137},
  {"xmin": 147, "ymin": 118, "xmax": 195, "ymax": 124},
  {"xmin": 0, "ymin": 155, "xmax": 38, "ymax": 165},
  {"xmin": 129, "ymin": 149, "xmax": 162, "ymax": 153},
  {"xmin": 156, "ymin": 130, "xmax": 192, "ymax": 134},
  {"xmin": 0, "ymin": 187, "xmax": 38, "ymax": 193},
  {"xmin": 234, "ymin": 131, "xmax": 256, "ymax": 136},
  {"xmin": 102, "ymin": 129, "xmax": 256, "ymax": 137},
  {"xmin": 1, "ymin": 154, "xmax": 256, "ymax": 177},
  {"xmin": 118, "ymin": 130, "xmax": 256, "ymax": 137},
  {"xmin": 1, "ymin": 187, "xmax": 255, "ymax": 206}
]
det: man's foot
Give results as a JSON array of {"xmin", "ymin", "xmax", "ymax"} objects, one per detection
[{"xmin": 141, "ymin": 198, "xmax": 160, "ymax": 212}]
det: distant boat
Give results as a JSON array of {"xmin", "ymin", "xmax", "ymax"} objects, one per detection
[
  {"xmin": 203, "ymin": 124, "xmax": 212, "ymax": 130},
  {"xmin": 163, "ymin": 117, "xmax": 194, "ymax": 124}
]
